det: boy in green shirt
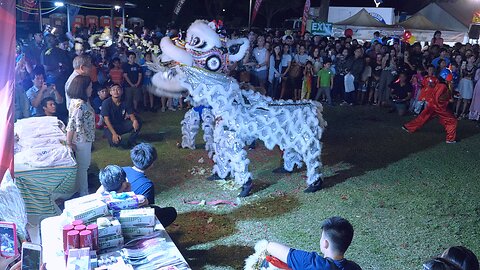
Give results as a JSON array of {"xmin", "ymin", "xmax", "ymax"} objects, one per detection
[{"xmin": 315, "ymin": 60, "xmax": 334, "ymax": 105}]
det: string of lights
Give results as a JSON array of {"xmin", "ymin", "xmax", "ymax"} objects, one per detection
[{"xmin": 16, "ymin": 6, "xmax": 59, "ymax": 15}]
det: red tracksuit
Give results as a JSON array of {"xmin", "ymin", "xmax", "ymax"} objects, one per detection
[{"xmin": 404, "ymin": 82, "xmax": 457, "ymax": 142}]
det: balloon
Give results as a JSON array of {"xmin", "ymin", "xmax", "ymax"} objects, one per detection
[
  {"xmin": 408, "ymin": 35, "xmax": 416, "ymax": 45},
  {"xmin": 344, "ymin": 28, "xmax": 353, "ymax": 37},
  {"xmin": 403, "ymin": 30, "xmax": 412, "ymax": 40}
]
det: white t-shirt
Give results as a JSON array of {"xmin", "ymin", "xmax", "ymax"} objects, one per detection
[
  {"xmin": 344, "ymin": 73, "xmax": 355, "ymax": 93},
  {"xmin": 281, "ymin": 54, "xmax": 292, "ymax": 68},
  {"xmin": 253, "ymin": 47, "xmax": 268, "ymax": 71}
]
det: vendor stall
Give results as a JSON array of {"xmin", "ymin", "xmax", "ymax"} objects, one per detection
[{"xmin": 41, "ymin": 192, "xmax": 191, "ymax": 269}]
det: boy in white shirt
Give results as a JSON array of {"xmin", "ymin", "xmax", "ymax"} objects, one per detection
[{"xmin": 343, "ymin": 68, "xmax": 355, "ymax": 106}]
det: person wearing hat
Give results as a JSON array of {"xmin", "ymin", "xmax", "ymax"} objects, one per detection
[{"xmin": 402, "ymin": 69, "xmax": 458, "ymax": 143}]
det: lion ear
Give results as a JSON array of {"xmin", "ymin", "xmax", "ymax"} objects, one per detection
[
  {"xmin": 227, "ymin": 38, "xmax": 249, "ymax": 62},
  {"xmin": 207, "ymin": 21, "xmax": 216, "ymax": 31}
]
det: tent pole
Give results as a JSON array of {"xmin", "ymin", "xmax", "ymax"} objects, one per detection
[
  {"xmin": 38, "ymin": 0, "xmax": 43, "ymax": 32},
  {"xmin": 122, "ymin": 6, "xmax": 125, "ymax": 30},
  {"xmin": 66, "ymin": 4, "xmax": 71, "ymax": 33}
]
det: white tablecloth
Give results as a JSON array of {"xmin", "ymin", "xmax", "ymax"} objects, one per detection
[{"xmin": 40, "ymin": 215, "xmax": 190, "ymax": 269}]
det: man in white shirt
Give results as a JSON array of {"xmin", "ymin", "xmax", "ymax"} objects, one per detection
[{"xmin": 65, "ymin": 55, "xmax": 92, "ymax": 111}]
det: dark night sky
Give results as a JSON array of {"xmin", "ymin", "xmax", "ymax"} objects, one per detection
[
  {"xmin": 38, "ymin": 0, "xmax": 435, "ymax": 29},
  {"xmin": 123, "ymin": 0, "xmax": 434, "ymax": 28}
]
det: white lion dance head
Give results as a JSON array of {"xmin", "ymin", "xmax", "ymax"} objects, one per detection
[{"xmin": 150, "ymin": 20, "xmax": 249, "ymax": 97}]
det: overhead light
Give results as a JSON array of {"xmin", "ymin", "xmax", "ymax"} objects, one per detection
[
  {"xmin": 54, "ymin": 2, "xmax": 64, "ymax": 7},
  {"xmin": 114, "ymin": 5, "xmax": 121, "ymax": 10}
]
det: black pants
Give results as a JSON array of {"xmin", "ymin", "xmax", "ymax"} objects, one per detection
[
  {"xmin": 104, "ymin": 120, "xmax": 142, "ymax": 147},
  {"xmin": 152, "ymin": 205, "xmax": 177, "ymax": 228}
]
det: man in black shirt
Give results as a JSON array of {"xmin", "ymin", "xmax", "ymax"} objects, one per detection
[
  {"xmin": 101, "ymin": 84, "xmax": 142, "ymax": 147},
  {"xmin": 389, "ymin": 72, "xmax": 412, "ymax": 116}
]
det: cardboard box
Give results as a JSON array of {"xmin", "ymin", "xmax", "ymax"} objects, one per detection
[
  {"xmin": 102, "ymin": 192, "xmax": 139, "ymax": 211},
  {"xmin": 98, "ymin": 235, "xmax": 124, "ymax": 251},
  {"xmin": 67, "ymin": 248, "xmax": 91, "ymax": 270},
  {"xmin": 65, "ymin": 193, "xmax": 102, "ymax": 210},
  {"xmin": 121, "ymin": 226, "xmax": 155, "ymax": 238},
  {"xmin": 97, "ymin": 217, "xmax": 122, "ymax": 238},
  {"xmin": 118, "ymin": 208, "xmax": 155, "ymax": 227},
  {"xmin": 66, "ymin": 200, "xmax": 109, "ymax": 222}
]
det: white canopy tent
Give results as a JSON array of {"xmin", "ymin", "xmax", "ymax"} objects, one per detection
[
  {"xmin": 397, "ymin": 13, "xmax": 466, "ymax": 42},
  {"xmin": 332, "ymin": 8, "xmax": 403, "ymax": 40}
]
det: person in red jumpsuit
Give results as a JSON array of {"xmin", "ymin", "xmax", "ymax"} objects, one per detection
[{"xmin": 402, "ymin": 70, "xmax": 458, "ymax": 143}]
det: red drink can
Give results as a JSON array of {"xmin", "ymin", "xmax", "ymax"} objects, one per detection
[
  {"xmin": 74, "ymin": 225, "xmax": 86, "ymax": 231},
  {"xmin": 62, "ymin": 224, "xmax": 74, "ymax": 252},
  {"xmin": 86, "ymin": 224, "xmax": 99, "ymax": 250},
  {"xmin": 67, "ymin": 230, "xmax": 80, "ymax": 250},
  {"xmin": 72, "ymin": 220, "xmax": 84, "ymax": 226},
  {"xmin": 79, "ymin": 230, "xmax": 93, "ymax": 249}
]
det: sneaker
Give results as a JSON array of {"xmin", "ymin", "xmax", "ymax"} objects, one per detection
[
  {"xmin": 168, "ymin": 107, "xmax": 176, "ymax": 111},
  {"xmin": 161, "ymin": 107, "xmax": 166, "ymax": 112},
  {"xmin": 304, "ymin": 177, "xmax": 323, "ymax": 193},
  {"xmin": 446, "ymin": 140, "xmax": 457, "ymax": 144},
  {"xmin": 238, "ymin": 179, "xmax": 253, "ymax": 197},
  {"xmin": 401, "ymin": 125, "xmax": 411, "ymax": 133}
]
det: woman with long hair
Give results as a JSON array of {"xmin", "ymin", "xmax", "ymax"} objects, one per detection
[
  {"xmin": 267, "ymin": 44, "xmax": 283, "ymax": 99},
  {"xmin": 66, "ymin": 75, "xmax": 95, "ymax": 196}
]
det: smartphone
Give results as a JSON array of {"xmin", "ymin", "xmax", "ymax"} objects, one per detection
[
  {"xmin": 21, "ymin": 243, "xmax": 42, "ymax": 270},
  {"xmin": 0, "ymin": 222, "xmax": 18, "ymax": 258}
]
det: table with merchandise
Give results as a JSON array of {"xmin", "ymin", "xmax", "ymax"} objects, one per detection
[{"xmin": 40, "ymin": 192, "xmax": 190, "ymax": 270}]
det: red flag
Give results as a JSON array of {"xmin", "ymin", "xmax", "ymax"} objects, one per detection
[
  {"xmin": 301, "ymin": 0, "xmax": 311, "ymax": 36},
  {"xmin": 251, "ymin": 0, "xmax": 263, "ymax": 24},
  {"xmin": 0, "ymin": 0, "xmax": 15, "ymax": 182}
]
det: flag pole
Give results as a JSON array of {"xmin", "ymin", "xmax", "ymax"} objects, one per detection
[{"xmin": 248, "ymin": 0, "xmax": 252, "ymax": 30}]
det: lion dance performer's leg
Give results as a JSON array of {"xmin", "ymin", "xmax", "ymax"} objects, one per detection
[
  {"xmin": 181, "ymin": 108, "xmax": 200, "ymax": 149},
  {"xmin": 303, "ymin": 137, "xmax": 323, "ymax": 190},
  {"xmin": 403, "ymin": 106, "xmax": 435, "ymax": 133},
  {"xmin": 282, "ymin": 149, "xmax": 303, "ymax": 172},
  {"xmin": 435, "ymin": 108, "xmax": 457, "ymax": 142},
  {"xmin": 201, "ymin": 107, "xmax": 215, "ymax": 159},
  {"xmin": 212, "ymin": 125, "xmax": 253, "ymax": 197}
]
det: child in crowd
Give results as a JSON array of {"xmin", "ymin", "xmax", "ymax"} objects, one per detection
[
  {"xmin": 92, "ymin": 84, "xmax": 110, "ymax": 129},
  {"xmin": 359, "ymin": 56, "xmax": 372, "ymax": 105},
  {"xmin": 122, "ymin": 52, "xmax": 143, "ymax": 112},
  {"xmin": 142, "ymin": 52, "xmax": 156, "ymax": 112},
  {"xmin": 266, "ymin": 216, "xmax": 362, "ymax": 270},
  {"xmin": 417, "ymin": 65, "xmax": 439, "ymax": 114},
  {"xmin": 122, "ymin": 143, "xmax": 177, "ymax": 227},
  {"xmin": 343, "ymin": 68, "xmax": 355, "ymax": 106},
  {"xmin": 410, "ymin": 67, "xmax": 424, "ymax": 114},
  {"xmin": 315, "ymin": 59, "xmax": 334, "ymax": 105},
  {"xmin": 455, "ymin": 72, "xmax": 474, "ymax": 119},
  {"xmin": 108, "ymin": 58, "xmax": 124, "ymax": 85},
  {"xmin": 301, "ymin": 60, "xmax": 314, "ymax": 100}
]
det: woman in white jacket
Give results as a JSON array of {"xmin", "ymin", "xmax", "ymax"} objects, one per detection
[{"xmin": 268, "ymin": 44, "xmax": 283, "ymax": 99}]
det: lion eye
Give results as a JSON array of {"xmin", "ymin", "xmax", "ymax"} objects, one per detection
[{"xmin": 191, "ymin": 37, "xmax": 201, "ymax": 46}]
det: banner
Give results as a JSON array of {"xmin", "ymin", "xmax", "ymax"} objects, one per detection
[
  {"xmin": 172, "ymin": 0, "xmax": 187, "ymax": 22},
  {"xmin": 0, "ymin": 0, "xmax": 15, "ymax": 181},
  {"xmin": 301, "ymin": 0, "xmax": 310, "ymax": 36},
  {"xmin": 251, "ymin": 0, "xmax": 263, "ymax": 24}
]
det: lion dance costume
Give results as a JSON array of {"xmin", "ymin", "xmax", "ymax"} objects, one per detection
[{"xmin": 403, "ymin": 69, "xmax": 457, "ymax": 143}]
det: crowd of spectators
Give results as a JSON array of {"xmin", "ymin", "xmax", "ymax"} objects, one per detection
[{"xmin": 235, "ymin": 30, "xmax": 480, "ymax": 122}]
